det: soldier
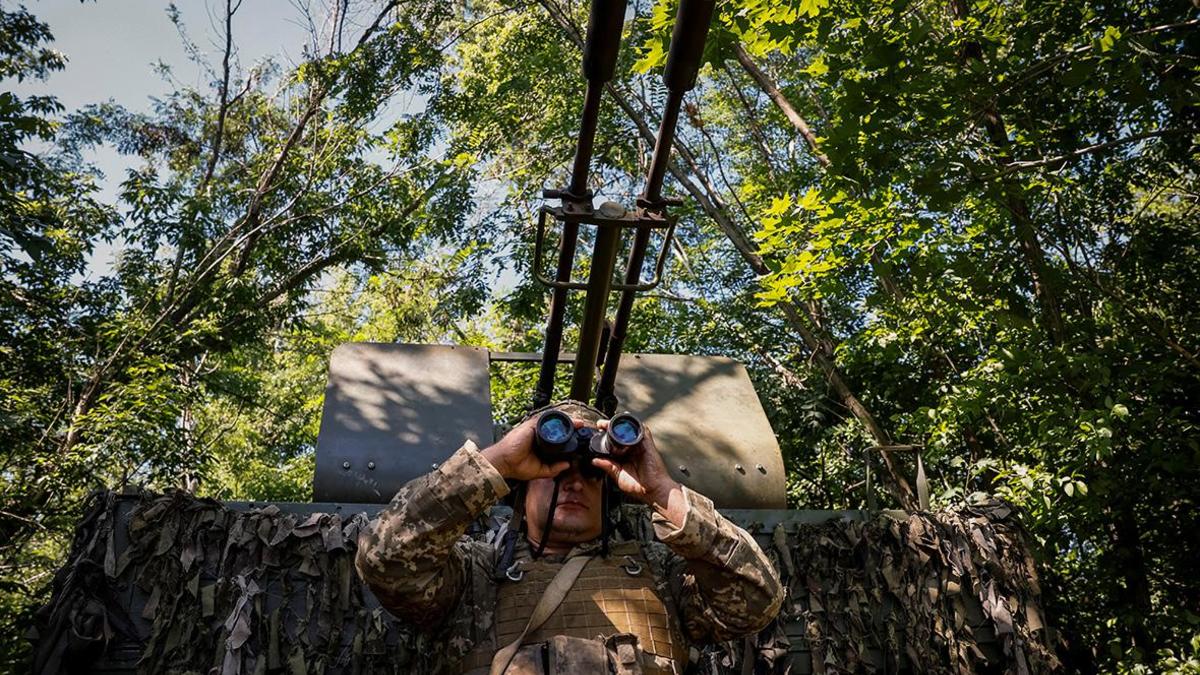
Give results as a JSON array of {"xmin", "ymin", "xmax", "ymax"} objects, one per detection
[{"xmin": 355, "ymin": 402, "xmax": 784, "ymax": 674}]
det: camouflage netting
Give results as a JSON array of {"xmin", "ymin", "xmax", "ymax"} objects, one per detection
[{"xmin": 31, "ymin": 490, "xmax": 1058, "ymax": 674}]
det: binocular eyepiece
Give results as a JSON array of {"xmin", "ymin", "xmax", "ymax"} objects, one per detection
[{"xmin": 533, "ymin": 410, "xmax": 645, "ymax": 467}]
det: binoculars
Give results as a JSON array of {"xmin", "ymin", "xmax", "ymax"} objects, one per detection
[{"xmin": 533, "ymin": 410, "xmax": 645, "ymax": 467}]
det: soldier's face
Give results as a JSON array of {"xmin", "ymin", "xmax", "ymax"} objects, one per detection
[{"xmin": 524, "ymin": 463, "xmax": 604, "ymax": 548}]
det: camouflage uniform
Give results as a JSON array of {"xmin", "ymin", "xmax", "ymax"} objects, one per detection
[{"xmin": 355, "ymin": 440, "xmax": 784, "ymax": 673}]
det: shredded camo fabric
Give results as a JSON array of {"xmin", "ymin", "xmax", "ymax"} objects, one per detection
[{"xmin": 31, "ymin": 490, "xmax": 1058, "ymax": 674}]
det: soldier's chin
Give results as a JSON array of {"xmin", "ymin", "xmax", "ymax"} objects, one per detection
[{"xmin": 552, "ymin": 512, "xmax": 595, "ymax": 535}]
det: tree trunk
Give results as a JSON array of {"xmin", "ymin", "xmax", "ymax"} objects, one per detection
[
  {"xmin": 733, "ymin": 45, "xmax": 830, "ymax": 168},
  {"xmin": 949, "ymin": 0, "xmax": 1066, "ymax": 345},
  {"xmin": 1107, "ymin": 497, "xmax": 1155, "ymax": 657}
]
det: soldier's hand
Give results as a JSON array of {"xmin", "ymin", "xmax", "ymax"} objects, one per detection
[
  {"xmin": 480, "ymin": 415, "xmax": 578, "ymax": 481},
  {"xmin": 591, "ymin": 422, "xmax": 682, "ymax": 509}
]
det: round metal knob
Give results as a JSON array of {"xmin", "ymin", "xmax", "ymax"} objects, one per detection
[{"xmin": 598, "ymin": 201, "xmax": 626, "ymax": 218}]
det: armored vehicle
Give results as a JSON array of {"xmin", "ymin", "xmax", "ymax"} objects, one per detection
[{"xmin": 32, "ymin": 1, "xmax": 1055, "ymax": 672}]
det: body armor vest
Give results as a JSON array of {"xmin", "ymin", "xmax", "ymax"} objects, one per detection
[{"xmin": 460, "ymin": 542, "xmax": 687, "ymax": 674}]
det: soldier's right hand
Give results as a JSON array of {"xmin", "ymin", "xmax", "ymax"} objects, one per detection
[{"xmin": 480, "ymin": 415, "xmax": 577, "ymax": 481}]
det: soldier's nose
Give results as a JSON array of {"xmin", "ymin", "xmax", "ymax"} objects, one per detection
[{"xmin": 559, "ymin": 466, "xmax": 585, "ymax": 491}]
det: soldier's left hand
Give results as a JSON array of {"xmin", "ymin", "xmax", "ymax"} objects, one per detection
[{"xmin": 590, "ymin": 422, "xmax": 681, "ymax": 508}]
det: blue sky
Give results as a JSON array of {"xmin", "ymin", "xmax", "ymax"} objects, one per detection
[
  {"xmin": 12, "ymin": 1, "xmax": 529, "ymax": 292},
  {"xmin": 15, "ymin": 0, "xmax": 321, "ymax": 177},
  {"xmin": 11, "ymin": 1, "xmax": 313, "ymax": 276}
]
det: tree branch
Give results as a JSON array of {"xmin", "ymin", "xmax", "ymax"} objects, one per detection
[
  {"xmin": 987, "ymin": 129, "xmax": 1186, "ymax": 179},
  {"xmin": 1001, "ymin": 18, "xmax": 1200, "ymax": 97},
  {"xmin": 733, "ymin": 44, "xmax": 830, "ymax": 168},
  {"xmin": 951, "ymin": 0, "xmax": 1066, "ymax": 346},
  {"xmin": 200, "ymin": 0, "xmax": 239, "ymax": 191},
  {"xmin": 720, "ymin": 61, "xmax": 781, "ymax": 180},
  {"xmin": 250, "ymin": 167, "xmax": 451, "ymax": 311}
]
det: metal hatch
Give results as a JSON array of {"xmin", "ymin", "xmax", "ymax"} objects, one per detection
[
  {"xmin": 314, "ymin": 344, "xmax": 785, "ymax": 509},
  {"xmin": 613, "ymin": 353, "xmax": 786, "ymax": 509},
  {"xmin": 312, "ymin": 343, "xmax": 494, "ymax": 503}
]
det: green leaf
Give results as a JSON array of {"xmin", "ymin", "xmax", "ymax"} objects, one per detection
[
  {"xmin": 798, "ymin": 0, "xmax": 829, "ymax": 19},
  {"xmin": 1098, "ymin": 25, "xmax": 1121, "ymax": 53}
]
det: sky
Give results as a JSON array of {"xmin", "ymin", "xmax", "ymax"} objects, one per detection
[
  {"xmin": 11, "ymin": 1, "xmax": 317, "ymax": 277},
  {"xmin": 11, "ymin": 1, "xmax": 528, "ymax": 291}
]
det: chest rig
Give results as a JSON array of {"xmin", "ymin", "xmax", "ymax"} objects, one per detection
[{"xmin": 460, "ymin": 542, "xmax": 687, "ymax": 674}]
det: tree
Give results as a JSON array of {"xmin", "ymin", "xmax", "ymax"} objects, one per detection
[
  {"xmin": 3, "ymin": 0, "xmax": 1197, "ymax": 670},
  {"xmin": 693, "ymin": 0, "xmax": 1199, "ymax": 667},
  {"xmin": 431, "ymin": 0, "xmax": 1200, "ymax": 668},
  {"xmin": 0, "ymin": 4, "xmax": 122, "ymax": 650},
  {"xmin": 1, "ymin": 3, "xmax": 482, "ymax": 664}
]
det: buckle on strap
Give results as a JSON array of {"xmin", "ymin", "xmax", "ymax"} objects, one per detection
[
  {"xmin": 506, "ymin": 561, "xmax": 526, "ymax": 582},
  {"xmin": 621, "ymin": 555, "xmax": 643, "ymax": 576}
]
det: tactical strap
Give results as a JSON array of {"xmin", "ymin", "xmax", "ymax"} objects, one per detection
[
  {"xmin": 495, "ymin": 485, "xmax": 527, "ymax": 580},
  {"xmin": 531, "ymin": 474, "xmax": 564, "ymax": 559},
  {"xmin": 489, "ymin": 554, "xmax": 593, "ymax": 675}
]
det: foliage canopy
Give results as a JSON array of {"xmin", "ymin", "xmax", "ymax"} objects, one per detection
[{"xmin": 1, "ymin": 0, "xmax": 1197, "ymax": 671}]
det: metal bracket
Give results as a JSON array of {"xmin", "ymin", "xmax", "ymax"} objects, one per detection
[
  {"xmin": 532, "ymin": 205, "xmax": 676, "ymax": 292},
  {"xmin": 868, "ymin": 444, "xmax": 929, "ymax": 511}
]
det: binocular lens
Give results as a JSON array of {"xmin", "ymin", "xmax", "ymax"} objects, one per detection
[
  {"xmin": 607, "ymin": 414, "xmax": 643, "ymax": 447},
  {"xmin": 534, "ymin": 409, "xmax": 643, "ymax": 466},
  {"xmin": 537, "ymin": 411, "xmax": 573, "ymax": 445}
]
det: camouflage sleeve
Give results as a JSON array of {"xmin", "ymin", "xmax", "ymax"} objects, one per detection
[
  {"xmin": 354, "ymin": 440, "xmax": 509, "ymax": 625},
  {"xmin": 652, "ymin": 486, "xmax": 784, "ymax": 642}
]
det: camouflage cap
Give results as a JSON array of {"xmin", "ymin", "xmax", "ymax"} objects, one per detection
[
  {"xmin": 497, "ymin": 399, "xmax": 608, "ymax": 439},
  {"xmin": 519, "ymin": 399, "xmax": 607, "ymax": 426}
]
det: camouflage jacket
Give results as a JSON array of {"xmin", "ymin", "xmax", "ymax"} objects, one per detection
[{"xmin": 355, "ymin": 441, "xmax": 784, "ymax": 671}]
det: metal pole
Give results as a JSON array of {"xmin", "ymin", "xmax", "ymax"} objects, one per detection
[
  {"xmin": 569, "ymin": 83, "xmax": 604, "ymax": 196},
  {"xmin": 594, "ymin": 92, "xmax": 681, "ymax": 412},
  {"xmin": 640, "ymin": 90, "xmax": 684, "ymax": 204},
  {"xmin": 533, "ymin": 0, "xmax": 627, "ymax": 408},
  {"xmin": 594, "ymin": 226, "xmax": 650, "ymax": 413},
  {"xmin": 594, "ymin": 0, "xmax": 715, "ymax": 408},
  {"xmin": 569, "ymin": 226, "xmax": 622, "ymax": 400},
  {"xmin": 533, "ymin": 220, "xmax": 581, "ymax": 408}
]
